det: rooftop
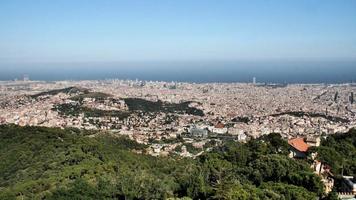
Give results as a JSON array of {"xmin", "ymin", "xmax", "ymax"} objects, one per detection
[{"xmin": 288, "ymin": 138, "xmax": 309, "ymax": 152}]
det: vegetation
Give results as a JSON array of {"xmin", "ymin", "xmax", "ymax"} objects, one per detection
[
  {"xmin": 270, "ymin": 111, "xmax": 349, "ymax": 123},
  {"xmin": 124, "ymin": 98, "xmax": 204, "ymax": 116},
  {"xmin": 70, "ymin": 92, "xmax": 113, "ymax": 102},
  {"xmin": 231, "ymin": 116, "xmax": 250, "ymax": 124},
  {"xmin": 31, "ymin": 87, "xmax": 88, "ymax": 98},
  {"xmin": 316, "ymin": 128, "xmax": 356, "ymax": 176},
  {"xmin": 53, "ymin": 103, "xmax": 130, "ymax": 119},
  {"xmin": 54, "ymin": 97, "xmax": 204, "ymax": 119},
  {"xmin": 0, "ymin": 126, "xmax": 328, "ymax": 199},
  {"xmin": 52, "ymin": 90, "xmax": 204, "ymax": 119}
]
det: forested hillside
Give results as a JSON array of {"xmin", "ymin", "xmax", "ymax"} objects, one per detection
[
  {"xmin": 0, "ymin": 125, "xmax": 329, "ymax": 199},
  {"xmin": 317, "ymin": 129, "xmax": 356, "ymax": 176}
]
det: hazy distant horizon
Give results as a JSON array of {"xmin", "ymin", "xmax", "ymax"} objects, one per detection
[
  {"xmin": 1, "ymin": 60, "xmax": 355, "ymax": 84},
  {"xmin": 1, "ymin": 1, "xmax": 356, "ymax": 84}
]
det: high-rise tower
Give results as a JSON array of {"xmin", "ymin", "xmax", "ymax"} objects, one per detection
[{"xmin": 23, "ymin": 74, "xmax": 30, "ymax": 82}]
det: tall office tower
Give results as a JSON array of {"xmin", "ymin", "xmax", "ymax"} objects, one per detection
[
  {"xmin": 351, "ymin": 92, "xmax": 354, "ymax": 104},
  {"xmin": 253, "ymin": 77, "xmax": 256, "ymax": 84},
  {"xmin": 23, "ymin": 74, "xmax": 30, "ymax": 82}
]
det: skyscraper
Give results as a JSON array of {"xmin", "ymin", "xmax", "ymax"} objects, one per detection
[
  {"xmin": 253, "ymin": 77, "xmax": 256, "ymax": 84},
  {"xmin": 23, "ymin": 74, "xmax": 30, "ymax": 82},
  {"xmin": 350, "ymin": 92, "xmax": 354, "ymax": 104}
]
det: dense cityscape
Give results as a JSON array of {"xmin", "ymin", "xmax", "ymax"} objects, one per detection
[{"xmin": 1, "ymin": 78, "xmax": 355, "ymax": 143}]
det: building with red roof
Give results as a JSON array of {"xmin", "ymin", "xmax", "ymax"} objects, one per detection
[
  {"xmin": 288, "ymin": 138, "xmax": 310, "ymax": 158},
  {"xmin": 210, "ymin": 123, "xmax": 227, "ymax": 134}
]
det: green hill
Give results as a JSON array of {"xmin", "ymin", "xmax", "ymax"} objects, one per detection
[
  {"xmin": 31, "ymin": 87, "xmax": 89, "ymax": 99},
  {"xmin": 0, "ymin": 125, "xmax": 326, "ymax": 200}
]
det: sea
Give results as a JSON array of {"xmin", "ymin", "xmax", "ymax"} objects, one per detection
[{"xmin": 0, "ymin": 60, "xmax": 355, "ymax": 84}]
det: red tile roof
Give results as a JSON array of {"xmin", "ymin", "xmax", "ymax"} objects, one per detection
[
  {"xmin": 214, "ymin": 123, "xmax": 225, "ymax": 128},
  {"xmin": 288, "ymin": 138, "xmax": 309, "ymax": 152}
]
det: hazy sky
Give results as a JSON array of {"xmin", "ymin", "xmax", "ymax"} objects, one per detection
[{"xmin": 0, "ymin": 0, "xmax": 355, "ymax": 63}]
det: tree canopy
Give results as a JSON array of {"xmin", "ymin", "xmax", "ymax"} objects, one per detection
[{"xmin": 0, "ymin": 125, "xmax": 327, "ymax": 199}]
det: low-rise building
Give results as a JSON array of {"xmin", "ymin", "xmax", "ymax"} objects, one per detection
[
  {"xmin": 288, "ymin": 138, "xmax": 309, "ymax": 158},
  {"xmin": 211, "ymin": 123, "xmax": 228, "ymax": 134},
  {"xmin": 189, "ymin": 125, "xmax": 208, "ymax": 138},
  {"xmin": 305, "ymin": 135, "xmax": 321, "ymax": 147}
]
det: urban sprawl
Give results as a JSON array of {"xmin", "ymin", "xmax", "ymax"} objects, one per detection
[
  {"xmin": 1, "ymin": 79, "xmax": 355, "ymax": 156},
  {"xmin": 1, "ymin": 79, "xmax": 356, "ymax": 197}
]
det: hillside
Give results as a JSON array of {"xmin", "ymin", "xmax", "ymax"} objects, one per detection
[{"xmin": 0, "ymin": 125, "xmax": 329, "ymax": 200}]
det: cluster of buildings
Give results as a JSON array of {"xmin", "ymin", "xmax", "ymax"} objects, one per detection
[
  {"xmin": 288, "ymin": 136, "xmax": 356, "ymax": 198},
  {"xmin": 1, "ymin": 79, "xmax": 356, "ymax": 198},
  {"xmin": 1, "ymin": 80, "xmax": 355, "ymax": 142}
]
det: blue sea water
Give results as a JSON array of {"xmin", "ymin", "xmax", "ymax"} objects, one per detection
[{"xmin": 0, "ymin": 60, "xmax": 355, "ymax": 84}]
